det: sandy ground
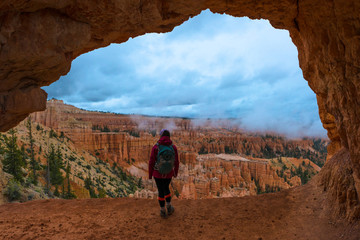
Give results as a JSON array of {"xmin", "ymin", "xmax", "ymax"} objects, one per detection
[{"xmin": 0, "ymin": 180, "xmax": 359, "ymax": 240}]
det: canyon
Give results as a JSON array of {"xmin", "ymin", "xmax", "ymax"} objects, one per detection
[
  {"xmin": 0, "ymin": 0, "xmax": 360, "ymax": 237},
  {"xmin": 27, "ymin": 99, "xmax": 324, "ymax": 199}
]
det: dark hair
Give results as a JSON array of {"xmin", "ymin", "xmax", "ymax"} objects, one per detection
[{"xmin": 161, "ymin": 130, "xmax": 170, "ymax": 137}]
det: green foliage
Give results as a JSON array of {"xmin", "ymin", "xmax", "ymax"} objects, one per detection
[
  {"xmin": 102, "ymin": 126, "xmax": 110, "ymax": 132},
  {"xmin": 54, "ymin": 186, "xmax": 60, "ymax": 197},
  {"xmin": 242, "ymin": 137, "xmax": 327, "ymax": 168},
  {"xmin": 272, "ymin": 157, "xmax": 317, "ymax": 186},
  {"xmin": 49, "ymin": 129, "xmax": 58, "ymax": 138},
  {"xmin": 2, "ymin": 129, "xmax": 27, "ymax": 183},
  {"xmin": 198, "ymin": 146, "xmax": 208, "ymax": 155},
  {"xmin": 92, "ymin": 125, "xmax": 111, "ymax": 132},
  {"xmin": 224, "ymin": 146, "xmax": 235, "ymax": 154},
  {"xmin": 26, "ymin": 117, "xmax": 38, "ymax": 185},
  {"xmin": 46, "ymin": 144, "xmax": 64, "ymax": 186},
  {"xmin": 68, "ymin": 155, "xmax": 76, "ymax": 162},
  {"xmin": 254, "ymin": 178, "xmax": 281, "ymax": 195},
  {"xmin": 84, "ymin": 175, "xmax": 98, "ymax": 198},
  {"xmin": 97, "ymin": 188, "xmax": 106, "ymax": 198},
  {"xmin": 254, "ymin": 178, "xmax": 262, "ymax": 194},
  {"xmin": 108, "ymin": 165, "xmax": 143, "ymax": 197},
  {"xmin": 63, "ymin": 160, "xmax": 76, "ymax": 199},
  {"xmin": 282, "ymin": 144, "xmax": 326, "ymax": 168},
  {"xmin": 138, "ymin": 177, "xmax": 143, "ymax": 188},
  {"xmin": 4, "ymin": 180, "xmax": 22, "ymax": 201},
  {"xmin": 290, "ymin": 165, "xmax": 314, "ymax": 185},
  {"xmin": 36, "ymin": 124, "xmax": 42, "ymax": 131},
  {"xmin": 261, "ymin": 144, "xmax": 276, "ymax": 159}
]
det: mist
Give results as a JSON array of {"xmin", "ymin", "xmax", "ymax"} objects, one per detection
[{"xmin": 43, "ymin": 10, "xmax": 327, "ymax": 139}]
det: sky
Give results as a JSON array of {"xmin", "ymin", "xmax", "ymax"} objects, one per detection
[{"xmin": 43, "ymin": 10, "xmax": 327, "ymax": 138}]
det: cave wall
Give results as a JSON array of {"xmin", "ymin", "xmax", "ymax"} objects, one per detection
[{"xmin": 0, "ymin": 0, "xmax": 359, "ymax": 217}]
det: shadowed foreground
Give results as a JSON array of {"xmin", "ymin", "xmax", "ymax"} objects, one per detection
[{"xmin": 0, "ymin": 179, "xmax": 359, "ymax": 240}]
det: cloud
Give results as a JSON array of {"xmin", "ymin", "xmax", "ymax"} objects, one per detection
[{"xmin": 43, "ymin": 10, "xmax": 327, "ymax": 138}]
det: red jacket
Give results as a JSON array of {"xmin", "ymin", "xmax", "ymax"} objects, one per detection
[{"xmin": 149, "ymin": 136, "xmax": 179, "ymax": 179}]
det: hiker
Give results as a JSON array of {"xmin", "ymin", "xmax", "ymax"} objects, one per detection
[{"xmin": 149, "ymin": 129, "xmax": 179, "ymax": 218}]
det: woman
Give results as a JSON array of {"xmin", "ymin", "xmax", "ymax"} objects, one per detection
[{"xmin": 149, "ymin": 129, "xmax": 179, "ymax": 218}]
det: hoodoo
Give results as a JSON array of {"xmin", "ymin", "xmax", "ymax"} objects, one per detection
[{"xmin": 0, "ymin": 0, "xmax": 359, "ymax": 221}]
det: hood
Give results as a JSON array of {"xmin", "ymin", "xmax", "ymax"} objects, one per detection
[{"xmin": 158, "ymin": 136, "xmax": 173, "ymax": 146}]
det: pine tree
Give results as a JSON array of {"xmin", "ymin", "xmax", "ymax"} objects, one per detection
[
  {"xmin": 2, "ymin": 129, "xmax": 26, "ymax": 183},
  {"xmin": 53, "ymin": 145, "xmax": 64, "ymax": 185},
  {"xmin": 64, "ymin": 160, "xmax": 76, "ymax": 199},
  {"xmin": 20, "ymin": 145, "xmax": 28, "ymax": 169},
  {"xmin": 138, "ymin": 177, "xmax": 143, "ymax": 188},
  {"xmin": 26, "ymin": 117, "xmax": 38, "ymax": 184},
  {"xmin": 84, "ymin": 175, "xmax": 97, "ymax": 198},
  {"xmin": 97, "ymin": 188, "xmax": 106, "ymax": 198},
  {"xmin": 46, "ymin": 144, "xmax": 64, "ymax": 191},
  {"xmin": 45, "ymin": 145, "xmax": 54, "ymax": 193},
  {"xmin": 61, "ymin": 181, "xmax": 65, "ymax": 198}
]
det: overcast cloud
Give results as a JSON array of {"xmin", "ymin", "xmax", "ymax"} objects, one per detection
[{"xmin": 43, "ymin": 10, "xmax": 326, "ymax": 138}]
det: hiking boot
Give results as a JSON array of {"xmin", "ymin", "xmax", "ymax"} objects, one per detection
[
  {"xmin": 167, "ymin": 205, "xmax": 175, "ymax": 216},
  {"xmin": 160, "ymin": 209, "xmax": 167, "ymax": 218}
]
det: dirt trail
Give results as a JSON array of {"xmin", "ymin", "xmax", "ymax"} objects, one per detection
[{"xmin": 0, "ymin": 180, "xmax": 358, "ymax": 240}]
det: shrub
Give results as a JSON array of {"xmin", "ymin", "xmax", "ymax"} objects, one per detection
[{"xmin": 4, "ymin": 180, "xmax": 22, "ymax": 201}]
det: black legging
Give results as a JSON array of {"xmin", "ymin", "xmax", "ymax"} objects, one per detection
[{"xmin": 154, "ymin": 178, "xmax": 172, "ymax": 207}]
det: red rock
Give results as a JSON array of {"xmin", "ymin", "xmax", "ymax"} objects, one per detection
[{"xmin": 0, "ymin": 0, "xmax": 358, "ymax": 216}]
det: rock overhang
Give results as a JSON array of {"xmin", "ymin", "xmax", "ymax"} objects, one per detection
[{"xmin": 0, "ymin": 0, "xmax": 359, "ymax": 219}]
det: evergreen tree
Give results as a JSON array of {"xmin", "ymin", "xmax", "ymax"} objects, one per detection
[
  {"xmin": 45, "ymin": 145, "xmax": 54, "ymax": 193},
  {"xmin": 54, "ymin": 186, "xmax": 60, "ymax": 197},
  {"xmin": 26, "ymin": 117, "xmax": 38, "ymax": 184},
  {"xmin": 64, "ymin": 160, "xmax": 76, "ymax": 199},
  {"xmin": 84, "ymin": 175, "xmax": 97, "ymax": 198},
  {"xmin": 20, "ymin": 145, "xmax": 28, "ymax": 169},
  {"xmin": 46, "ymin": 144, "xmax": 64, "ymax": 189},
  {"xmin": 97, "ymin": 188, "xmax": 106, "ymax": 198},
  {"xmin": 52, "ymin": 145, "xmax": 64, "ymax": 186},
  {"xmin": 2, "ymin": 129, "xmax": 26, "ymax": 183},
  {"xmin": 61, "ymin": 181, "xmax": 65, "ymax": 198},
  {"xmin": 138, "ymin": 177, "xmax": 143, "ymax": 188}
]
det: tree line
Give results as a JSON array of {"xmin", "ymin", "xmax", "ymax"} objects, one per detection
[{"xmin": 0, "ymin": 117, "xmax": 76, "ymax": 201}]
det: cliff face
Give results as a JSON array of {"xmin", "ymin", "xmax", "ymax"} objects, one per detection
[
  {"xmin": 1, "ymin": 0, "xmax": 360, "ymax": 219},
  {"xmin": 31, "ymin": 100, "xmax": 323, "ymax": 199},
  {"xmin": 171, "ymin": 154, "xmax": 295, "ymax": 199}
]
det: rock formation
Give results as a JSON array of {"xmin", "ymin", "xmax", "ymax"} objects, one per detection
[
  {"xmin": 171, "ymin": 153, "xmax": 296, "ymax": 199},
  {"xmin": 0, "ymin": 0, "xmax": 359, "ymax": 219},
  {"xmin": 30, "ymin": 100, "xmax": 323, "ymax": 199}
]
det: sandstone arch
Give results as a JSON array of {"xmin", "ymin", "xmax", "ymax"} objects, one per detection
[{"xmin": 0, "ymin": 0, "xmax": 359, "ymax": 219}]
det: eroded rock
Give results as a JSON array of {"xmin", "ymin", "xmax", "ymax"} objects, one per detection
[{"xmin": 1, "ymin": 0, "xmax": 360, "ymax": 219}]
